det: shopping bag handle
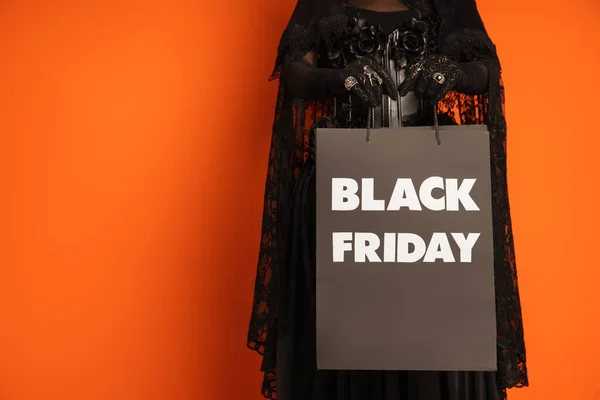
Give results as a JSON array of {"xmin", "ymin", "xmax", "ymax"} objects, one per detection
[
  {"xmin": 431, "ymin": 105, "xmax": 442, "ymax": 145},
  {"xmin": 365, "ymin": 104, "xmax": 442, "ymax": 146}
]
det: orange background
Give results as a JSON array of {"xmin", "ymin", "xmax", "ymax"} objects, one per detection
[{"xmin": 1, "ymin": 0, "xmax": 599, "ymax": 399}]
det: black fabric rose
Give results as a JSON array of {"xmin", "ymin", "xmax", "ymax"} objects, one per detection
[
  {"xmin": 393, "ymin": 17, "xmax": 439, "ymax": 68},
  {"xmin": 347, "ymin": 16, "xmax": 387, "ymax": 57},
  {"xmin": 323, "ymin": 14, "xmax": 387, "ymax": 68},
  {"xmin": 400, "ymin": 31, "xmax": 425, "ymax": 53}
]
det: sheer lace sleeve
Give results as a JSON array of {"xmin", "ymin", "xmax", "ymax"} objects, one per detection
[
  {"xmin": 437, "ymin": 19, "xmax": 529, "ymax": 391},
  {"xmin": 283, "ymin": 57, "xmax": 343, "ymax": 100},
  {"xmin": 456, "ymin": 60, "xmax": 488, "ymax": 95}
]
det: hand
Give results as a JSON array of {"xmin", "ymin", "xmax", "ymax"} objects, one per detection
[
  {"xmin": 338, "ymin": 56, "xmax": 399, "ymax": 108},
  {"xmin": 398, "ymin": 55, "xmax": 463, "ymax": 106}
]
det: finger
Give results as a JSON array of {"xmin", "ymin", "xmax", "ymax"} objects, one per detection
[
  {"xmin": 356, "ymin": 73, "xmax": 380, "ymax": 107},
  {"xmin": 398, "ymin": 71, "xmax": 419, "ymax": 97},
  {"xmin": 365, "ymin": 60, "xmax": 398, "ymax": 100},
  {"xmin": 414, "ymin": 74, "xmax": 428, "ymax": 99},
  {"xmin": 425, "ymin": 78, "xmax": 440, "ymax": 101},
  {"xmin": 351, "ymin": 85, "xmax": 378, "ymax": 108},
  {"xmin": 370, "ymin": 82, "xmax": 383, "ymax": 107},
  {"xmin": 379, "ymin": 71, "xmax": 398, "ymax": 101},
  {"xmin": 362, "ymin": 82, "xmax": 381, "ymax": 108}
]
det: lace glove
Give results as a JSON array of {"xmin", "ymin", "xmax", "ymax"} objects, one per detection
[
  {"xmin": 336, "ymin": 56, "xmax": 399, "ymax": 107},
  {"xmin": 284, "ymin": 55, "xmax": 398, "ymax": 107},
  {"xmin": 398, "ymin": 55, "xmax": 488, "ymax": 105}
]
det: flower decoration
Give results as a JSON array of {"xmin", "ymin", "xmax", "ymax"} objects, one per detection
[
  {"xmin": 322, "ymin": 14, "xmax": 439, "ymax": 70},
  {"xmin": 325, "ymin": 14, "xmax": 387, "ymax": 69},
  {"xmin": 392, "ymin": 17, "xmax": 439, "ymax": 68},
  {"xmin": 347, "ymin": 15, "xmax": 387, "ymax": 57}
]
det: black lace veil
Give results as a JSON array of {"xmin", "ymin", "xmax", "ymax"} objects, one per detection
[{"xmin": 248, "ymin": 0, "xmax": 528, "ymax": 397}]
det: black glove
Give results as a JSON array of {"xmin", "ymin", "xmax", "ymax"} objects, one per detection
[
  {"xmin": 333, "ymin": 56, "xmax": 399, "ymax": 108},
  {"xmin": 398, "ymin": 55, "xmax": 462, "ymax": 106},
  {"xmin": 284, "ymin": 55, "xmax": 398, "ymax": 107},
  {"xmin": 398, "ymin": 55, "xmax": 489, "ymax": 105}
]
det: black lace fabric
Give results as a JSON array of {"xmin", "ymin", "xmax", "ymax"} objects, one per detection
[
  {"xmin": 439, "ymin": 28, "xmax": 528, "ymax": 390},
  {"xmin": 248, "ymin": 1, "xmax": 527, "ymax": 398}
]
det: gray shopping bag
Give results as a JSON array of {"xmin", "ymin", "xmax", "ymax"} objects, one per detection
[{"xmin": 315, "ymin": 126, "xmax": 497, "ymax": 372}]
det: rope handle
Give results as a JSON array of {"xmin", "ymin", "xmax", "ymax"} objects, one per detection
[{"xmin": 432, "ymin": 104, "xmax": 441, "ymax": 145}]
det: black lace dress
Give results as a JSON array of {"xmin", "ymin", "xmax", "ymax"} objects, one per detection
[{"xmin": 247, "ymin": 2, "xmax": 528, "ymax": 400}]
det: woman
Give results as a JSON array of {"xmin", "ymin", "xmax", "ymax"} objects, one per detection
[{"xmin": 247, "ymin": 0, "xmax": 528, "ymax": 399}]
